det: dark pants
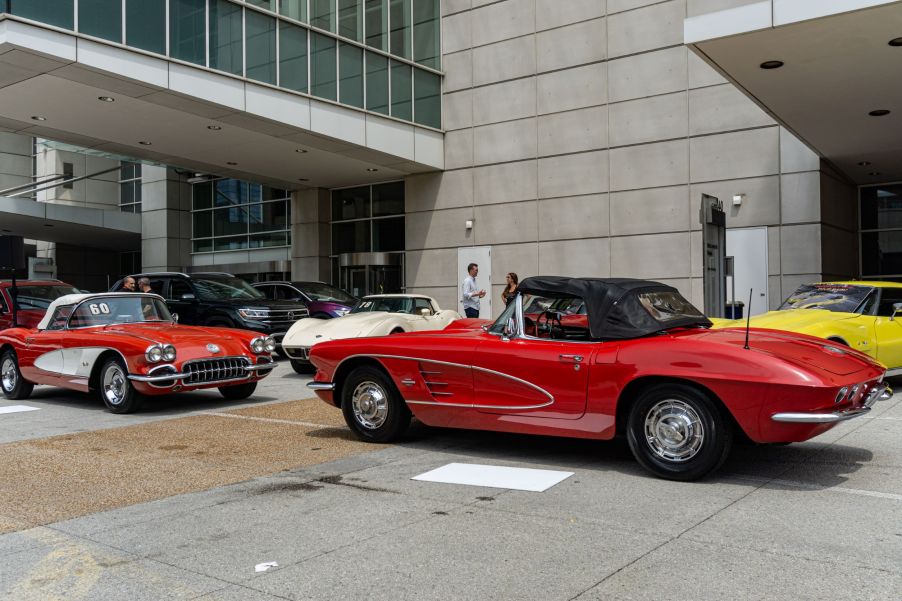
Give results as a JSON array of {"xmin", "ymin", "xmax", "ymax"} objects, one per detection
[{"xmin": 464, "ymin": 307, "xmax": 479, "ymax": 318}]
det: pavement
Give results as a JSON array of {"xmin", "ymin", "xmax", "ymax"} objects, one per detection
[{"xmin": 1, "ymin": 360, "xmax": 901, "ymax": 600}]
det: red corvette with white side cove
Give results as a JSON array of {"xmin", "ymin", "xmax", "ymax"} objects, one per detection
[
  {"xmin": 307, "ymin": 277, "xmax": 891, "ymax": 480},
  {"xmin": 1, "ymin": 293, "xmax": 275, "ymax": 413}
]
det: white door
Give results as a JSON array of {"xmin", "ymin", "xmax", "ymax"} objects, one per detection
[
  {"xmin": 457, "ymin": 246, "xmax": 492, "ymax": 318},
  {"xmin": 726, "ymin": 227, "xmax": 768, "ymax": 316}
]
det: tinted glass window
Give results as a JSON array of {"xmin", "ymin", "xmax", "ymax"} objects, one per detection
[
  {"xmin": 169, "ymin": 279, "xmax": 193, "ymax": 299},
  {"xmin": 388, "ymin": 0, "xmax": 410, "ymax": 58},
  {"xmin": 79, "ymin": 0, "xmax": 122, "ymax": 42},
  {"xmin": 279, "ymin": 0, "xmax": 307, "ymax": 21},
  {"xmin": 779, "ymin": 284, "xmax": 874, "ymax": 313},
  {"xmin": 365, "ymin": 52, "xmax": 389, "ymax": 114},
  {"xmin": 295, "ymin": 282, "xmax": 356, "ymax": 303},
  {"xmin": 279, "ymin": 22, "xmax": 308, "ymax": 93},
  {"xmin": 126, "ymin": 0, "xmax": 166, "ymax": 54},
  {"xmin": 390, "ymin": 60, "xmax": 412, "ymax": 120},
  {"xmin": 350, "ymin": 297, "xmax": 412, "ymax": 313},
  {"xmin": 412, "ymin": 0, "xmax": 439, "ymax": 68},
  {"xmin": 414, "ymin": 69, "xmax": 440, "ymax": 128},
  {"xmin": 413, "ymin": 298, "xmax": 432, "ymax": 314},
  {"xmin": 311, "ymin": 33, "xmax": 337, "ymax": 100},
  {"xmin": 338, "ymin": 0, "xmax": 362, "ymax": 41},
  {"xmin": 339, "ymin": 43, "xmax": 364, "ymax": 108},
  {"xmin": 69, "ymin": 297, "xmax": 172, "ymax": 327},
  {"xmin": 877, "ymin": 289, "xmax": 902, "ymax": 317},
  {"xmin": 860, "ymin": 184, "xmax": 902, "ymax": 230},
  {"xmin": 332, "ymin": 186, "xmax": 370, "ymax": 220},
  {"xmin": 9, "ymin": 0, "xmax": 74, "ymax": 29},
  {"xmin": 246, "ymin": 9, "xmax": 277, "ymax": 84},
  {"xmin": 170, "ymin": 0, "xmax": 206, "ymax": 65},
  {"xmin": 45, "ymin": 306, "xmax": 74, "ymax": 331},
  {"xmin": 13, "ymin": 285, "xmax": 80, "ymax": 310},
  {"xmin": 365, "ymin": 0, "xmax": 387, "ymax": 50},
  {"xmin": 255, "ymin": 285, "xmax": 274, "ymax": 299},
  {"xmin": 210, "ymin": 0, "xmax": 243, "ymax": 75},
  {"xmin": 192, "ymin": 276, "xmax": 264, "ymax": 300}
]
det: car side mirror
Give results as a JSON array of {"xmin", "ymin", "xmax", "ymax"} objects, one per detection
[
  {"xmin": 419, "ymin": 308, "xmax": 431, "ymax": 317},
  {"xmin": 171, "ymin": 312, "xmax": 179, "ymax": 323},
  {"xmin": 180, "ymin": 293, "xmax": 196, "ymax": 301},
  {"xmin": 892, "ymin": 303, "xmax": 902, "ymax": 321}
]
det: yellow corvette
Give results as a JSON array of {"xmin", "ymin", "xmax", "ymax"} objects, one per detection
[{"xmin": 712, "ymin": 281, "xmax": 902, "ymax": 374}]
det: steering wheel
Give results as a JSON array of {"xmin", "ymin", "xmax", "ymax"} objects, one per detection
[{"xmin": 536, "ymin": 310, "xmax": 564, "ymax": 339}]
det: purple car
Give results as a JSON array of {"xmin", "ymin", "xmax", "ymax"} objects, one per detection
[{"xmin": 252, "ymin": 281, "xmax": 357, "ymax": 319}]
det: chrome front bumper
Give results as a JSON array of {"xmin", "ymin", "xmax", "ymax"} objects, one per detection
[
  {"xmin": 307, "ymin": 381, "xmax": 335, "ymax": 391},
  {"xmin": 771, "ymin": 383, "xmax": 892, "ymax": 424},
  {"xmin": 129, "ymin": 360, "xmax": 275, "ymax": 383}
]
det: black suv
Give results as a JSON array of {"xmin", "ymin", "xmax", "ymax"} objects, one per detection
[{"xmin": 111, "ymin": 272, "xmax": 308, "ymax": 347}]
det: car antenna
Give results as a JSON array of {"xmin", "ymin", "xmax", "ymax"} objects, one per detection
[{"xmin": 743, "ymin": 288, "xmax": 753, "ymax": 350}]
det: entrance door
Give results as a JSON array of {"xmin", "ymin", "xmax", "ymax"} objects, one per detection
[
  {"xmin": 457, "ymin": 246, "xmax": 492, "ymax": 318},
  {"xmin": 726, "ymin": 227, "xmax": 769, "ymax": 316},
  {"xmin": 346, "ymin": 268, "xmax": 367, "ymax": 298}
]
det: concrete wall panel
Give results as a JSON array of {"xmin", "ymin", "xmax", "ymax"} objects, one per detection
[
  {"xmin": 538, "ymin": 150, "xmax": 609, "ymax": 198},
  {"xmin": 610, "ymin": 139, "xmax": 689, "ymax": 191},
  {"xmin": 537, "ymin": 18, "xmax": 606, "ymax": 73},
  {"xmin": 611, "ymin": 232, "xmax": 692, "ymax": 279},
  {"xmin": 537, "ymin": 63, "xmax": 607, "ymax": 115},
  {"xmin": 608, "ymin": 47, "xmax": 687, "ymax": 103},
  {"xmin": 538, "ymin": 194, "xmax": 610, "ymax": 240},
  {"xmin": 539, "ymin": 238, "xmax": 612, "ymax": 277},
  {"xmin": 473, "ymin": 118, "xmax": 537, "ymax": 165},
  {"xmin": 538, "ymin": 106, "xmax": 608, "ymax": 157},
  {"xmin": 474, "ymin": 160, "xmax": 538, "ymax": 205},
  {"xmin": 610, "ymin": 185, "xmax": 690, "ymax": 235},
  {"xmin": 689, "ymin": 126, "xmax": 779, "ymax": 182},
  {"xmin": 609, "ymin": 92, "xmax": 688, "ymax": 147},
  {"xmin": 473, "ymin": 35, "xmax": 536, "ymax": 85}
]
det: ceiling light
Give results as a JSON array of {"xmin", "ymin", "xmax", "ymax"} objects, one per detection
[
  {"xmin": 366, "ymin": 168, "xmax": 378, "ymax": 172},
  {"xmin": 138, "ymin": 140, "xmax": 152, "ymax": 145},
  {"xmin": 295, "ymin": 149, "xmax": 308, "ymax": 153},
  {"xmin": 868, "ymin": 172, "xmax": 881, "ymax": 176},
  {"xmin": 759, "ymin": 60, "xmax": 784, "ymax": 69},
  {"xmin": 869, "ymin": 109, "xmax": 891, "ymax": 117},
  {"xmin": 227, "ymin": 161, "xmax": 238, "ymax": 166},
  {"xmin": 207, "ymin": 125, "xmax": 222, "ymax": 130},
  {"xmin": 98, "ymin": 96, "xmax": 115, "ymax": 102},
  {"xmin": 31, "ymin": 115, "xmax": 47, "ymax": 121},
  {"xmin": 889, "ymin": 37, "xmax": 902, "ymax": 47},
  {"xmin": 857, "ymin": 161, "xmax": 871, "ymax": 167}
]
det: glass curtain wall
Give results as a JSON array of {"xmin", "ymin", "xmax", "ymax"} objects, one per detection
[
  {"xmin": 192, "ymin": 179, "xmax": 291, "ymax": 253},
  {"xmin": 861, "ymin": 184, "xmax": 902, "ymax": 278},
  {"xmin": 119, "ymin": 162, "xmax": 143, "ymax": 213},
  {"xmin": 330, "ymin": 181, "xmax": 404, "ymax": 255},
  {"xmin": 3, "ymin": 0, "xmax": 441, "ymax": 129}
]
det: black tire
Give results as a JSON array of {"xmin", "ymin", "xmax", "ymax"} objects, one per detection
[
  {"xmin": 341, "ymin": 366, "xmax": 410, "ymax": 443},
  {"xmin": 97, "ymin": 357, "xmax": 143, "ymax": 414},
  {"xmin": 290, "ymin": 359, "xmax": 315, "ymax": 375},
  {"xmin": 626, "ymin": 383, "xmax": 732, "ymax": 481},
  {"xmin": 1, "ymin": 349, "xmax": 34, "ymax": 400},
  {"xmin": 219, "ymin": 381, "xmax": 257, "ymax": 400}
]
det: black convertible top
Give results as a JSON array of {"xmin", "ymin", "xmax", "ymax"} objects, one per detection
[{"xmin": 517, "ymin": 276, "xmax": 712, "ymax": 340}]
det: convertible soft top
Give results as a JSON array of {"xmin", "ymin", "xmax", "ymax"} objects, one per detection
[{"xmin": 517, "ymin": 276, "xmax": 711, "ymax": 340}]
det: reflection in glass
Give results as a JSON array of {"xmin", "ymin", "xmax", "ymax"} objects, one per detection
[
  {"xmin": 246, "ymin": 10, "xmax": 277, "ymax": 84},
  {"xmin": 862, "ymin": 231, "xmax": 902, "ymax": 276},
  {"xmin": 79, "ymin": 0, "xmax": 122, "ymax": 42},
  {"xmin": 215, "ymin": 179, "xmax": 249, "ymax": 206},
  {"xmin": 412, "ymin": 0, "xmax": 439, "ymax": 69},
  {"xmin": 193, "ymin": 211, "xmax": 213, "ymax": 238},
  {"xmin": 214, "ymin": 207, "xmax": 249, "ymax": 237},
  {"xmin": 373, "ymin": 217, "xmax": 404, "ymax": 252},
  {"xmin": 311, "ymin": 33, "xmax": 337, "ymax": 100},
  {"xmin": 9, "ymin": 0, "xmax": 74, "ymax": 29},
  {"xmin": 214, "ymin": 236, "xmax": 249, "ymax": 251},
  {"xmin": 332, "ymin": 221, "xmax": 371, "ymax": 254},
  {"xmin": 339, "ymin": 0, "xmax": 363, "ymax": 41},
  {"xmin": 250, "ymin": 201, "xmax": 289, "ymax": 232},
  {"xmin": 860, "ymin": 184, "xmax": 902, "ymax": 231},
  {"xmin": 389, "ymin": 0, "xmax": 410, "ymax": 58},
  {"xmin": 170, "ymin": 0, "xmax": 206, "ymax": 65},
  {"xmin": 390, "ymin": 60, "xmax": 412, "ymax": 121},
  {"xmin": 209, "ymin": 0, "xmax": 243, "ymax": 76},
  {"xmin": 279, "ymin": 22, "xmax": 308, "ymax": 92},
  {"xmin": 193, "ymin": 182, "xmax": 213, "ymax": 210},
  {"xmin": 365, "ymin": 52, "xmax": 389, "ymax": 115},
  {"xmin": 279, "ymin": 0, "xmax": 307, "ymax": 22},
  {"xmin": 339, "ymin": 43, "xmax": 364, "ymax": 108},
  {"xmin": 194, "ymin": 239, "xmax": 214, "ymax": 252},
  {"xmin": 311, "ymin": 0, "xmax": 335, "ymax": 31},
  {"xmin": 414, "ymin": 69, "xmax": 441, "ymax": 128},
  {"xmin": 126, "ymin": 0, "xmax": 166, "ymax": 54},
  {"xmin": 332, "ymin": 186, "xmax": 370, "ymax": 220},
  {"xmin": 372, "ymin": 182, "xmax": 404, "ymax": 216},
  {"xmin": 246, "ymin": 0, "xmax": 275, "ymax": 10},
  {"xmin": 250, "ymin": 232, "xmax": 289, "ymax": 248},
  {"xmin": 365, "ymin": 0, "xmax": 388, "ymax": 51}
]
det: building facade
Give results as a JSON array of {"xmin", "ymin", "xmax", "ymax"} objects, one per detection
[{"xmin": 1, "ymin": 0, "xmax": 897, "ymax": 316}]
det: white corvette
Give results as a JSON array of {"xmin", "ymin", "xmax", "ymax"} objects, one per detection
[{"xmin": 282, "ymin": 294, "xmax": 461, "ymax": 373}]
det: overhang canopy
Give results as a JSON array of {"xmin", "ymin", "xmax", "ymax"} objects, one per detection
[
  {"xmin": 685, "ymin": 0, "xmax": 902, "ymax": 184},
  {"xmin": 0, "ymin": 17, "xmax": 443, "ymax": 190}
]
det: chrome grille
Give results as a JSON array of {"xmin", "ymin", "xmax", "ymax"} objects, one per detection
[
  {"xmin": 260, "ymin": 308, "xmax": 308, "ymax": 327},
  {"xmin": 184, "ymin": 357, "xmax": 251, "ymax": 385}
]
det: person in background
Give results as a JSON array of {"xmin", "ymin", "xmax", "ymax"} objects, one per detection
[
  {"xmin": 501, "ymin": 272, "xmax": 519, "ymax": 306},
  {"xmin": 461, "ymin": 262, "xmax": 486, "ymax": 318},
  {"xmin": 118, "ymin": 276, "xmax": 136, "ymax": 292},
  {"xmin": 137, "ymin": 277, "xmax": 152, "ymax": 293}
]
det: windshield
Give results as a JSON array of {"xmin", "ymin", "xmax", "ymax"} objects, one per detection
[
  {"xmin": 192, "ymin": 276, "xmax": 264, "ymax": 301},
  {"xmin": 636, "ymin": 291, "xmax": 705, "ymax": 323},
  {"xmin": 67, "ymin": 296, "xmax": 173, "ymax": 328},
  {"xmin": 13, "ymin": 285, "xmax": 80, "ymax": 310},
  {"xmin": 295, "ymin": 282, "xmax": 356, "ymax": 304},
  {"xmin": 778, "ymin": 284, "xmax": 874, "ymax": 313},
  {"xmin": 350, "ymin": 297, "xmax": 414, "ymax": 314}
]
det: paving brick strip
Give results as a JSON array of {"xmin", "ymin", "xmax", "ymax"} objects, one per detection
[{"xmin": 0, "ymin": 400, "xmax": 379, "ymax": 534}]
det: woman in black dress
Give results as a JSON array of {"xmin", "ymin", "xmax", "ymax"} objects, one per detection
[{"xmin": 501, "ymin": 272, "xmax": 519, "ymax": 306}]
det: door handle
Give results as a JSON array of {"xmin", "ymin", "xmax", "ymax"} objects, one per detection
[{"xmin": 559, "ymin": 354, "xmax": 583, "ymax": 363}]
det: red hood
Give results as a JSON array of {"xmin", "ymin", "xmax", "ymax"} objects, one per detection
[{"xmin": 443, "ymin": 318, "xmax": 492, "ymax": 331}]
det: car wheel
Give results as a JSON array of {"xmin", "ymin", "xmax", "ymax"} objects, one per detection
[
  {"xmin": 219, "ymin": 382, "xmax": 257, "ymax": 400},
  {"xmin": 1, "ymin": 349, "xmax": 33, "ymax": 400},
  {"xmin": 97, "ymin": 357, "xmax": 142, "ymax": 414},
  {"xmin": 290, "ymin": 359, "xmax": 315, "ymax": 375},
  {"xmin": 626, "ymin": 383, "xmax": 732, "ymax": 481},
  {"xmin": 341, "ymin": 366, "xmax": 410, "ymax": 443}
]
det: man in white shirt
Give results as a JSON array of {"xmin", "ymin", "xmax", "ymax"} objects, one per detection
[{"xmin": 461, "ymin": 263, "xmax": 486, "ymax": 318}]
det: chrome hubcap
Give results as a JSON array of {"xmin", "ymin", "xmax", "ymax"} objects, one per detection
[
  {"xmin": 644, "ymin": 399, "xmax": 705, "ymax": 462},
  {"xmin": 351, "ymin": 381, "xmax": 388, "ymax": 430},
  {"xmin": 1, "ymin": 358, "xmax": 17, "ymax": 392},
  {"xmin": 102, "ymin": 364, "xmax": 127, "ymax": 405}
]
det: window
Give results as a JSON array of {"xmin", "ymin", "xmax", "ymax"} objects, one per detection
[
  {"xmin": 861, "ymin": 184, "xmax": 902, "ymax": 278},
  {"xmin": 192, "ymin": 178, "xmax": 291, "ymax": 253},
  {"xmin": 414, "ymin": 69, "xmax": 441, "ymax": 128},
  {"xmin": 210, "ymin": 0, "xmax": 243, "ymax": 76},
  {"xmin": 311, "ymin": 32, "xmax": 337, "ymax": 100},
  {"xmin": 45, "ymin": 306, "xmax": 74, "ymax": 331},
  {"xmin": 413, "ymin": 297, "xmax": 432, "ymax": 315},
  {"xmin": 279, "ymin": 22, "xmax": 308, "ymax": 93},
  {"xmin": 877, "ymin": 289, "xmax": 902, "ymax": 317},
  {"xmin": 331, "ymin": 181, "xmax": 404, "ymax": 257},
  {"xmin": 279, "ymin": 0, "xmax": 307, "ymax": 22},
  {"xmin": 311, "ymin": 0, "xmax": 335, "ymax": 31},
  {"xmin": 388, "ymin": 0, "xmax": 410, "ymax": 58},
  {"xmin": 9, "ymin": 0, "xmax": 74, "ymax": 29},
  {"xmin": 390, "ymin": 60, "xmax": 411, "ymax": 120},
  {"xmin": 365, "ymin": 0, "xmax": 387, "ymax": 50},
  {"xmin": 62, "ymin": 162, "xmax": 74, "ymax": 189},
  {"xmin": 79, "ymin": 0, "xmax": 122, "ymax": 42},
  {"xmin": 170, "ymin": 0, "xmax": 206, "ymax": 65},
  {"xmin": 247, "ymin": 0, "xmax": 275, "ymax": 10},
  {"xmin": 169, "ymin": 279, "xmax": 193, "ymax": 300},
  {"xmin": 339, "ymin": 43, "xmax": 364, "ymax": 108},
  {"xmin": 119, "ymin": 162, "xmax": 142, "ymax": 213},
  {"xmin": 412, "ymin": 0, "xmax": 439, "ymax": 69},
  {"xmin": 365, "ymin": 51, "xmax": 388, "ymax": 114},
  {"xmin": 246, "ymin": 9, "xmax": 277, "ymax": 84},
  {"xmin": 126, "ymin": 0, "xmax": 166, "ymax": 54},
  {"xmin": 338, "ymin": 0, "xmax": 363, "ymax": 41}
]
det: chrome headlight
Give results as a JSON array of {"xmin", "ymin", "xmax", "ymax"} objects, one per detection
[
  {"xmin": 263, "ymin": 336, "xmax": 277, "ymax": 353},
  {"xmin": 145, "ymin": 344, "xmax": 164, "ymax": 363},
  {"xmin": 250, "ymin": 336, "xmax": 266, "ymax": 354},
  {"xmin": 238, "ymin": 308, "xmax": 269, "ymax": 319},
  {"xmin": 162, "ymin": 344, "xmax": 177, "ymax": 362}
]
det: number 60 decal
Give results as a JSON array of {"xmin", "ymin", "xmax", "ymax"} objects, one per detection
[{"xmin": 88, "ymin": 303, "xmax": 111, "ymax": 315}]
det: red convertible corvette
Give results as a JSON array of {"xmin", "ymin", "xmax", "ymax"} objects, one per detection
[
  {"xmin": 307, "ymin": 277, "xmax": 890, "ymax": 480},
  {"xmin": 0, "ymin": 293, "xmax": 275, "ymax": 413}
]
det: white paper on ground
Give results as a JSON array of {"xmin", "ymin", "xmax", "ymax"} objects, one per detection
[
  {"xmin": 0, "ymin": 405, "xmax": 40, "ymax": 415},
  {"xmin": 255, "ymin": 561, "xmax": 278, "ymax": 573},
  {"xmin": 412, "ymin": 462, "xmax": 573, "ymax": 492}
]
